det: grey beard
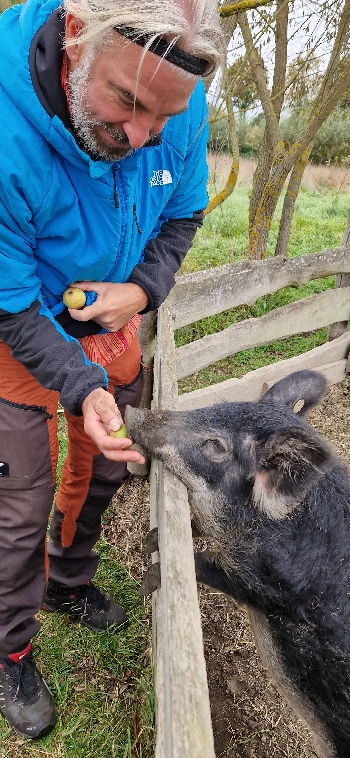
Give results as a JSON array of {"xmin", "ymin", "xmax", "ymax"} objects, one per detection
[{"xmin": 68, "ymin": 52, "xmax": 133, "ymax": 162}]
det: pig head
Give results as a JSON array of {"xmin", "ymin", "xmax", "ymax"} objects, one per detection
[
  {"xmin": 126, "ymin": 369, "xmax": 333, "ymax": 550},
  {"xmin": 126, "ymin": 370, "xmax": 350, "ymax": 758}
]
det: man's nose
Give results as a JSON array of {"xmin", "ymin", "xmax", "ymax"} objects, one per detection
[{"xmin": 123, "ymin": 114, "xmax": 168, "ymax": 149}]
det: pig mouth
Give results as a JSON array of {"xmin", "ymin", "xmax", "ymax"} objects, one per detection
[{"xmin": 125, "ymin": 405, "xmax": 174, "ymax": 458}]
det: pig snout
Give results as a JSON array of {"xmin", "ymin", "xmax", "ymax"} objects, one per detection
[
  {"xmin": 125, "ymin": 406, "xmax": 173, "ymax": 456},
  {"xmin": 125, "ymin": 405, "xmax": 147, "ymax": 440}
]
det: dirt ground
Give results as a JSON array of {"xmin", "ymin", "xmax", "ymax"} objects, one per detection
[{"xmin": 103, "ymin": 376, "xmax": 350, "ymax": 758}]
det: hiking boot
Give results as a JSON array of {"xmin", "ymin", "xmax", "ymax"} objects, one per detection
[
  {"xmin": 0, "ymin": 642, "xmax": 56, "ymax": 739},
  {"xmin": 42, "ymin": 580, "xmax": 126, "ymax": 632}
]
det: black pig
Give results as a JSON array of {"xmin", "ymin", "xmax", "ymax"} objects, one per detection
[{"xmin": 126, "ymin": 370, "xmax": 350, "ymax": 758}]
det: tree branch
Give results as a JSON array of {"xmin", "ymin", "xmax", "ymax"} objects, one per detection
[
  {"xmin": 220, "ymin": 0, "xmax": 274, "ymax": 18},
  {"xmin": 238, "ymin": 11, "xmax": 283, "ymax": 153},
  {"xmin": 205, "ymin": 81, "xmax": 239, "ymax": 215},
  {"xmin": 271, "ymin": 0, "xmax": 289, "ymax": 118}
]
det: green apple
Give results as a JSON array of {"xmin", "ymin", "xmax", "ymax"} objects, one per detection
[
  {"xmin": 63, "ymin": 287, "xmax": 86, "ymax": 309},
  {"xmin": 109, "ymin": 424, "xmax": 127, "ymax": 439}
]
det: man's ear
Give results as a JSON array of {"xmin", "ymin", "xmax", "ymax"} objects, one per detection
[
  {"xmin": 252, "ymin": 427, "xmax": 333, "ymax": 520},
  {"xmin": 65, "ymin": 13, "xmax": 85, "ymax": 64}
]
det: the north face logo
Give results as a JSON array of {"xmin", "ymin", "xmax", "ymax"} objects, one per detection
[{"xmin": 149, "ymin": 169, "xmax": 173, "ymax": 187}]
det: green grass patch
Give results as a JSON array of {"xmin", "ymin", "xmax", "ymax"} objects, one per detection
[
  {"xmin": 178, "ymin": 329, "xmax": 328, "ymax": 395},
  {"xmin": 181, "ymin": 182, "xmax": 349, "ymax": 275},
  {"xmin": 175, "ymin": 278, "xmax": 334, "ymax": 349}
]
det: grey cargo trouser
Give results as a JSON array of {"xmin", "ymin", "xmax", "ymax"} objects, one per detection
[{"xmin": 0, "ymin": 338, "xmax": 144, "ymax": 655}]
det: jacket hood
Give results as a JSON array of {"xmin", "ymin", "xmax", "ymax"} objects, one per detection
[{"xmin": 0, "ymin": 0, "xmax": 111, "ymax": 177}]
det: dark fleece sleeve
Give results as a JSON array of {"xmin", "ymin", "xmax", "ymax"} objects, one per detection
[
  {"xmin": 0, "ymin": 300, "xmax": 107, "ymax": 416},
  {"xmin": 127, "ymin": 211, "xmax": 204, "ymax": 312}
]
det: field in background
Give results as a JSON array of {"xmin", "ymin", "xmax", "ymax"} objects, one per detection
[{"xmin": 207, "ymin": 154, "xmax": 350, "ymax": 194}]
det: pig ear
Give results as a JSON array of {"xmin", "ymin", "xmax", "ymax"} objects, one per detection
[
  {"xmin": 259, "ymin": 370, "xmax": 327, "ymax": 417},
  {"xmin": 253, "ymin": 426, "xmax": 333, "ymax": 520}
]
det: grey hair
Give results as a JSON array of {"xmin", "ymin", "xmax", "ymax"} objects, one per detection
[{"xmin": 62, "ymin": 0, "xmax": 225, "ymax": 78}]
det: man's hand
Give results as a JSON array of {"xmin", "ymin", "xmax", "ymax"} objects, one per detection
[
  {"xmin": 66, "ymin": 281, "xmax": 149, "ymax": 331},
  {"xmin": 82, "ymin": 388, "xmax": 145, "ymax": 463}
]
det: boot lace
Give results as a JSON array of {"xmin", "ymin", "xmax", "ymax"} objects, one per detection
[
  {"xmin": 6, "ymin": 653, "xmax": 40, "ymax": 706},
  {"xmin": 83, "ymin": 582, "xmax": 110, "ymax": 613}
]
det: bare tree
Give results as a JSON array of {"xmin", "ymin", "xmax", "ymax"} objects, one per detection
[{"xmin": 211, "ymin": 0, "xmax": 350, "ymax": 259}]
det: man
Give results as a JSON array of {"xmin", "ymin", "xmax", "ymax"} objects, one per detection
[{"xmin": 0, "ymin": 0, "xmax": 222, "ymax": 740}]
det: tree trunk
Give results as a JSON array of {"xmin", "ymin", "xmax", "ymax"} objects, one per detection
[
  {"xmin": 248, "ymin": 157, "xmax": 290, "ymax": 259},
  {"xmin": 275, "ymin": 144, "xmax": 312, "ymax": 257},
  {"xmin": 205, "ymin": 82, "xmax": 239, "ymax": 215}
]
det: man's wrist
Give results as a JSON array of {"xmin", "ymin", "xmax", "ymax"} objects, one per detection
[{"xmin": 124, "ymin": 282, "xmax": 149, "ymax": 312}]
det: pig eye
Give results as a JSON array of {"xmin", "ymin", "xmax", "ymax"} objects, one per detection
[{"xmin": 200, "ymin": 437, "xmax": 228, "ymax": 459}]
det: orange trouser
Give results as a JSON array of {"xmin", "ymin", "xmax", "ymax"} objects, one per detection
[{"xmin": 0, "ymin": 337, "xmax": 143, "ymax": 654}]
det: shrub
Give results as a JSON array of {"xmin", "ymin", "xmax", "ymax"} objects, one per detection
[{"xmin": 281, "ymin": 107, "xmax": 350, "ymax": 165}]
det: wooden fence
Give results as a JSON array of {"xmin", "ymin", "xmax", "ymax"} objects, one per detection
[{"xmin": 132, "ymin": 243, "xmax": 350, "ymax": 758}]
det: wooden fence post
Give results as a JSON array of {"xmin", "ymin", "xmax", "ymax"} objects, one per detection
[
  {"xmin": 328, "ymin": 209, "xmax": 350, "ymax": 341},
  {"xmin": 127, "ymin": 311, "xmax": 157, "ymax": 476},
  {"xmin": 151, "ymin": 304, "xmax": 215, "ymax": 758}
]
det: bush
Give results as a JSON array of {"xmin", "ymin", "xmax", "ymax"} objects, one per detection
[
  {"xmin": 208, "ymin": 110, "xmax": 264, "ymax": 158},
  {"xmin": 209, "ymin": 102, "xmax": 350, "ymax": 166},
  {"xmin": 281, "ymin": 107, "xmax": 350, "ymax": 165}
]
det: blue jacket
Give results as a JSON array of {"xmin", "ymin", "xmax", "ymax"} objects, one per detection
[{"xmin": 0, "ymin": 0, "xmax": 208, "ymax": 413}]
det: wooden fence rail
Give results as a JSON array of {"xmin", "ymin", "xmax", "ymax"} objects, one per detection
[
  {"xmin": 176, "ymin": 287, "xmax": 350, "ymax": 379},
  {"xmin": 135, "ymin": 245, "xmax": 350, "ymax": 758},
  {"xmin": 169, "ymin": 247, "xmax": 350, "ymax": 328}
]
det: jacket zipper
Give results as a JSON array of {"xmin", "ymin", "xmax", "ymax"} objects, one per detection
[
  {"xmin": 105, "ymin": 163, "xmax": 127, "ymax": 282},
  {"xmin": 112, "ymin": 162, "xmax": 142, "ymax": 235},
  {"xmin": 133, "ymin": 203, "xmax": 142, "ymax": 234},
  {"xmin": 112, "ymin": 164, "xmax": 119, "ymax": 209}
]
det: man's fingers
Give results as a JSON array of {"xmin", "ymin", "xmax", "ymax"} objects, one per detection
[
  {"xmin": 68, "ymin": 303, "xmax": 100, "ymax": 321},
  {"xmin": 94, "ymin": 433, "xmax": 146, "ymax": 463},
  {"xmin": 93, "ymin": 393, "xmax": 123, "ymax": 427},
  {"xmin": 81, "ymin": 388, "xmax": 144, "ymax": 461},
  {"xmin": 109, "ymin": 416, "xmax": 124, "ymax": 432}
]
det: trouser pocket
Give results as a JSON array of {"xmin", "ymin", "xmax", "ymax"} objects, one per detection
[{"xmin": 0, "ymin": 397, "xmax": 53, "ymax": 488}]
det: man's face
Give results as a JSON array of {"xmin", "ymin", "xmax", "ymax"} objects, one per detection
[{"xmin": 65, "ymin": 18, "xmax": 199, "ymax": 162}]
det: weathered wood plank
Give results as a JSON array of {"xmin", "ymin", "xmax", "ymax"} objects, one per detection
[
  {"xmin": 177, "ymin": 333, "xmax": 350, "ymax": 410},
  {"xmin": 151, "ymin": 303, "xmax": 215, "ymax": 758},
  {"xmin": 175, "ymin": 288, "xmax": 350, "ymax": 379},
  {"xmin": 150, "ymin": 461, "xmax": 165, "ymax": 758},
  {"xmin": 157, "ymin": 303, "xmax": 179, "ymax": 410},
  {"xmin": 259, "ymin": 360, "xmax": 347, "ymax": 394},
  {"xmin": 170, "ymin": 247, "xmax": 350, "ymax": 328},
  {"xmin": 328, "ymin": 209, "xmax": 350, "ymax": 339},
  {"xmin": 157, "ymin": 467, "xmax": 215, "ymax": 758},
  {"xmin": 127, "ymin": 311, "xmax": 157, "ymax": 476},
  {"xmin": 138, "ymin": 311, "xmax": 157, "ymax": 409}
]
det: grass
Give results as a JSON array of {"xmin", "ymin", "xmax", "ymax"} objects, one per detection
[
  {"xmin": 181, "ymin": 173, "xmax": 350, "ymax": 274},
  {"xmin": 0, "ymin": 542, "xmax": 154, "ymax": 758},
  {"xmin": 177, "ymin": 157, "xmax": 350, "ymax": 394},
  {"xmin": 0, "ymin": 415, "xmax": 154, "ymax": 758}
]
